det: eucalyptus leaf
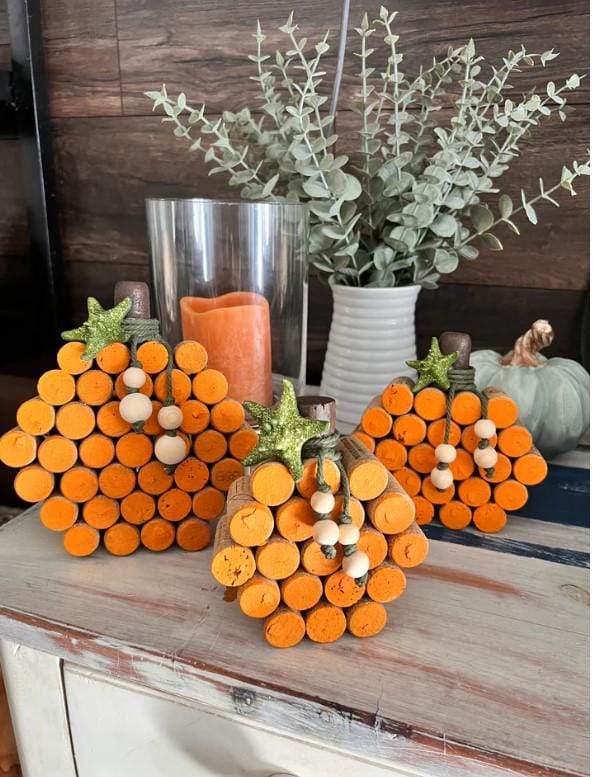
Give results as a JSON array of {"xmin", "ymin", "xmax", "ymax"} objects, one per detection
[
  {"xmin": 470, "ymin": 204, "xmax": 494, "ymax": 233},
  {"xmin": 521, "ymin": 190, "xmax": 538, "ymax": 224},
  {"xmin": 303, "ymin": 179, "xmax": 330, "ymax": 199},
  {"xmin": 434, "ymin": 249, "xmax": 459, "ymax": 273},
  {"xmin": 459, "ymin": 245, "xmax": 479, "ymax": 260},
  {"xmin": 480, "ymin": 233, "xmax": 504, "ymax": 250},
  {"xmin": 498, "ymin": 194, "xmax": 513, "ymax": 219},
  {"xmin": 430, "ymin": 214, "xmax": 457, "ymax": 238}
]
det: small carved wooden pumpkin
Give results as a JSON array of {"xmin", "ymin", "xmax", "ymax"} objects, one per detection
[{"xmin": 471, "ymin": 320, "xmax": 589, "ymax": 458}]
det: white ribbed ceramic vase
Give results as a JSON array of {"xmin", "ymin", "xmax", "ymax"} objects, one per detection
[{"xmin": 321, "ymin": 284, "xmax": 421, "ymax": 427}]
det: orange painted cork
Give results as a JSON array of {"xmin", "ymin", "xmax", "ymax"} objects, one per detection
[
  {"xmin": 380, "ymin": 377, "xmax": 414, "ymax": 415},
  {"xmin": 264, "ymin": 606, "xmax": 306, "ymax": 648},
  {"xmin": 346, "ymin": 599, "xmax": 387, "ymax": 638},
  {"xmin": 281, "ymin": 571, "xmax": 323, "ymax": 611},
  {"xmin": 389, "ymin": 522, "xmax": 429, "ymax": 568}
]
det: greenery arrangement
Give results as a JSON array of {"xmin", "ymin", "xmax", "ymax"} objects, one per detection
[{"xmin": 147, "ymin": 7, "xmax": 588, "ymax": 289}]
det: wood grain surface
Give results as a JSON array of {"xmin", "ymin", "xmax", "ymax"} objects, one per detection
[
  {"xmin": 41, "ymin": 0, "xmax": 122, "ymax": 117},
  {"xmin": 0, "ymin": 508, "xmax": 588, "ymax": 777},
  {"xmin": 116, "ymin": 0, "xmax": 343, "ymax": 115},
  {"xmin": 0, "ymin": 141, "xmax": 27, "ymax": 258},
  {"xmin": 0, "ymin": 0, "xmax": 9, "ymax": 71},
  {"xmin": 51, "ymin": 115, "xmax": 231, "ymax": 265}
]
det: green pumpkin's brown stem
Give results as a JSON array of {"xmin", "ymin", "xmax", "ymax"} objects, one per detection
[{"xmin": 500, "ymin": 320, "xmax": 554, "ymax": 368}]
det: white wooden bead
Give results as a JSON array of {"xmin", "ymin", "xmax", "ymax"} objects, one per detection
[
  {"xmin": 430, "ymin": 467, "xmax": 453, "ymax": 490},
  {"xmin": 118, "ymin": 392, "xmax": 153, "ymax": 423},
  {"xmin": 338, "ymin": 523, "xmax": 360, "ymax": 546},
  {"xmin": 157, "ymin": 405, "xmax": 183, "ymax": 430},
  {"xmin": 310, "ymin": 490, "xmax": 336, "ymax": 515},
  {"xmin": 312, "ymin": 520, "xmax": 340, "ymax": 547},
  {"xmin": 342, "ymin": 550, "xmax": 370, "ymax": 579},
  {"xmin": 435, "ymin": 443, "xmax": 457, "ymax": 464},
  {"xmin": 473, "ymin": 446, "xmax": 498, "ymax": 469},
  {"xmin": 474, "ymin": 419, "xmax": 496, "ymax": 440},
  {"xmin": 121, "ymin": 366, "xmax": 147, "ymax": 389},
  {"xmin": 154, "ymin": 434, "xmax": 187, "ymax": 466}
]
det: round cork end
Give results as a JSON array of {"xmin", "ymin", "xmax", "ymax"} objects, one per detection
[
  {"xmin": 239, "ymin": 576, "xmax": 281, "ymax": 618},
  {"xmin": 63, "ymin": 524, "xmax": 100, "ymax": 557},
  {"xmin": 281, "ymin": 572, "xmax": 323, "ymax": 611},
  {"xmin": 349, "ymin": 461, "xmax": 389, "ymax": 501},
  {"xmin": 264, "ymin": 607, "xmax": 306, "ymax": 648},
  {"xmin": 366, "ymin": 564, "xmax": 407, "ymax": 603},
  {"xmin": 305, "ymin": 602, "xmax": 347, "ymax": 643},
  {"xmin": 347, "ymin": 600, "xmax": 387, "ymax": 638}
]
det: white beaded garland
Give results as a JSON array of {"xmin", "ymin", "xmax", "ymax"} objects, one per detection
[
  {"xmin": 310, "ymin": 490, "xmax": 336, "ymax": 515},
  {"xmin": 154, "ymin": 434, "xmax": 187, "ymax": 466},
  {"xmin": 312, "ymin": 520, "xmax": 340, "ymax": 547},
  {"xmin": 434, "ymin": 443, "xmax": 457, "ymax": 464},
  {"xmin": 157, "ymin": 404, "xmax": 183, "ymax": 430},
  {"xmin": 121, "ymin": 366, "xmax": 147, "ymax": 389},
  {"xmin": 473, "ymin": 446, "xmax": 498, "ymax": 469},
  {"xmin": 342, "ymin": 550, "xmax": 370, "ymax": 579},
  {"xmin": 118, "ymin": 392, "xmax": 153, "ymax": 424},
  {"xmin": 474, "ymin": 418, "xmax": 496, "ymax": 440},
  {"xmin": 338, "ymin": 523, "xmax": 360, "ymax": 546},
  {"xmin": 430, "ymin": 466, "xmax": 454, "ymax": 490}
]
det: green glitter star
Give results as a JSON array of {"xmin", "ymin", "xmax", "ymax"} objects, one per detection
[
  {"xmin": 406, "ymin": 337, "xmax": 459, "ymax": 392},
  {"xmin": 61, "ymin": 297, "xmax": 132, "ymax": 361},
  {"xmin": 242, "ymin": 379, "xmax": 329, "ymax": 481}
]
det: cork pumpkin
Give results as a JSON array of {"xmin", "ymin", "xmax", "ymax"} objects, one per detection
[
  {"xmin": 211, "ymin": 385, "xmax": 429, "ymax": 648},
  {"xmin": 0, "ymin": 282, "xmax": 255, "ymax": 557},
  {"xmin": 355, "ymin": 332, "xmax": 548, "ymax": 534}
]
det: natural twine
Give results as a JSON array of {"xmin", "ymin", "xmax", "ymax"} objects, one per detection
[
  {"xmin": 123, "ymin": 318, "xmax": 175, "ymax": 453},
  {"xmin": 302, "ymin": 432, "xmax": 368, "ymax": 588},
  {"xmin": 443, "ymin": 367, "xmax": 494, "ymax": 479}
]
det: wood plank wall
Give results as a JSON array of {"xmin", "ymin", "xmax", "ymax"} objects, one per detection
[
  {"xmin": 7, "ymin": 1, "xmax": 592, "ymax": 382},
  {"xmin": 0, "ymin": 0, "xmax": 43, "ymax": 370}
]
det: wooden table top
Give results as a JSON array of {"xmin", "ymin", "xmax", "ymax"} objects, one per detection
[{"xmin": 0, "ymin": 508, "xmax": 588, "ymax": 777}]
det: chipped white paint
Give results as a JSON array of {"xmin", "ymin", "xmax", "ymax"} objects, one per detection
[
  {"xmin": 65, "ymin": 664, "xmax": 406, "ymax": 777},
  {"xmin": 0, "ymin": 508, "xmax": 588, "ymax": 777}
]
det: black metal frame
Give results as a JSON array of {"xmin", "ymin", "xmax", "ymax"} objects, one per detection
[{"xmin": 3, "ymin": 0, "xmax": 66, "ymax": 342}]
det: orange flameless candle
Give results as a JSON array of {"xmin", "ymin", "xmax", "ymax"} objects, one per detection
[{"xmin": 180, "ymin": 292, "xmax": 273, "ymax": 404}]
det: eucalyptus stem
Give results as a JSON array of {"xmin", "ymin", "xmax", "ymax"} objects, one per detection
[
  {"xmin": 146, "ymin": 11, "xmax": 587, "ymax": 290},
  {"xmin": 460, "ymin": 167, "xmax": 588, "ymax": 248},
  {"xmin": 359, "ymin": 15, "xmax": 375, "ymax": 228}
]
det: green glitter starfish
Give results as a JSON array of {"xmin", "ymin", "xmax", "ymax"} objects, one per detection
[
  {"xmin": 61, "ymin": 297, "xmax": 132, "ymax": 361},
  {"xmin": 406, "ymin": 337, "xmax": 459, "ymax": 392},
  {"xmin": 242, "ymin": 379, "xmax": 329, "ymax": 481}
]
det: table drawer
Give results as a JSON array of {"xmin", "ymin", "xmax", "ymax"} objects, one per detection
[{"xmin": 64, "ymin": 664, "xmax": 408, "ymax": 777}]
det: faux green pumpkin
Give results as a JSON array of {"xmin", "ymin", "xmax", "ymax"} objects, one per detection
[{"xmin": 470, "ymin": 320, "xmax": 589, "ymax": 459}]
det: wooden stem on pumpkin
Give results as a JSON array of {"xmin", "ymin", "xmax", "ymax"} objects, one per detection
[
  {"xmin": 438, "ymin": 331, "xmax": 472, "ymax": 368},
  {"xmin": 500, "ymin": 319, "xmax": 554, "ymax": 367},
  {"xmin": 296, "ymin": 395, "xmax": 337, "ymax": 433}
]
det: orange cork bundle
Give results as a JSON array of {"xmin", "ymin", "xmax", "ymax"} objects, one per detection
[
  {"xmin": 211, "ymin": 387, "xmax": 428, "ymax": 648},
  {"xmin": 0, "ymin": 283, "xmax": 254, "ymax": 557},
  {"xmin": 355, "ymin": 332, "xmax": 548, "ymax": 534}
]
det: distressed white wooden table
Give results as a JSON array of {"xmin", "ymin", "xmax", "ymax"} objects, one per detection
[{"xmin": 0, "ymin": 507, "xmax": 588, "ymax": 777}]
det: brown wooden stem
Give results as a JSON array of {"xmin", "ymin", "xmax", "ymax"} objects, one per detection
[{"xmin": 500, "ymin": 320, "xmax": 554, "ymax": 367}]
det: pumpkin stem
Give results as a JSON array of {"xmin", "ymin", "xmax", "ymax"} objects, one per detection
[{"xmin": 501, "ymin": 320, "xmax": 554, "ymax": 367}]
